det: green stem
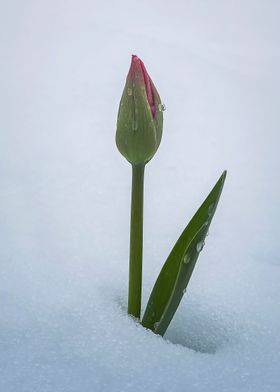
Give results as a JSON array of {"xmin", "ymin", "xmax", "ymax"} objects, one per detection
[{"xmin": 128, "ymin": 164, "xmax": 145, "ymax": 318}]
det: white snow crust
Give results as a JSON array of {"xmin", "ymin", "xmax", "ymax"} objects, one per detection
[{"xmin": 0, "ymin": 1, "xmax": 279, "ymax": 391}]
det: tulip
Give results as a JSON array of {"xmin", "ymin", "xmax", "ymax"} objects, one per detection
[
  {"xmin": 116, "ymin": 55, "xmax": 164, "ymax": 165},
  {"xmin": 116, "ymin": 56, "xmax": 164, "ymax": 318},
  {"xmin": 115, "ymin": 56, "xmax": 227, "ymax": 335}
]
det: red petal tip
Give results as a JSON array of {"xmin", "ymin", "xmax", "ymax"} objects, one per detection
[{"xmin": 129, "ymin": 55, "xmax": 156, "ymax": 118}]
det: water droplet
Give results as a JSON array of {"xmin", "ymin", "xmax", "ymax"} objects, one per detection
[
  {"xmin": 183, "ymin": 288, "xmax": 187, "ymax": 294},
  {"xmin": 196, "ymin": 240, "xmax": 205, "ymax": 253},
  {"xmin": 158, "ymin": 103, "xmax": 166, "ymax": 112},
  {"xmin": 183, "ymin": 254, "xmax": 191, "ymax": 264},
  {"xmin": 132, "ymin": 120, "xmax": 138, "ymax": 131},
  {"xmin": 154, "ymin": 321, "xmax": 159, "ymax": 330},
  {"xmin": 127, "ymin": 88, "xmax": 132, "ymax": 96},
  {"xmin": 208, "ymin": 203, "xmax": 214, "ymax": 216}
]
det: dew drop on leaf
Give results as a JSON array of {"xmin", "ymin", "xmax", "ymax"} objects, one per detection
[
  {"xmin": 202, "ymin": 221, "xmax": 209, "ymax": 229},
  {"xmin": 183, "ymin": 254, "xmax": 191, "ymax": 264},
  {"xmin": 196, "ymin": 240, "xmax": 205, "ymax": 253},
  {"xmin": 208, "ymin": 203, "xmax": 215, "ymax": 216}
]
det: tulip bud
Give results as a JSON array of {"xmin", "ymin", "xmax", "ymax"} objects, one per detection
[{"xmin": 116, "ymin": 55, "xmax": 164, "ymax": 165}]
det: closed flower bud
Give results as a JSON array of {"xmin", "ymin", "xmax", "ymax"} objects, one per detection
[{"xmin": 116, "ymin": 55, "xmax": 164, "ymax": 165}]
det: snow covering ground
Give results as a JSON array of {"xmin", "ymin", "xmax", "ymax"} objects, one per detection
[{"xmin": 1, "ymin": 1, "xmax": 279, "ymax": 391}]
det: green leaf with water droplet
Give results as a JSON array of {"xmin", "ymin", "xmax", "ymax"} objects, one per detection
[{"xmin": 141, "ymin": 171, "xmax": 227, "ymax": 336}]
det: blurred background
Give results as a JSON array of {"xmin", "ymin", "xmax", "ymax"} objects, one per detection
[{"xmin": 0, "ymin": 1, "xmax": 279, "ymax": 391}]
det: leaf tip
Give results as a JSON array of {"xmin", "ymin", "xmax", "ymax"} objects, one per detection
[{"xmin": 220, "ymin": 170, "xmax": 227, "ymax": 185}]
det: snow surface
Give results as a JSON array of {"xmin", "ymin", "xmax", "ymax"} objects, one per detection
[{"xmin": 1, "ymin": 1, "xmax": 280, "ymax": 391}]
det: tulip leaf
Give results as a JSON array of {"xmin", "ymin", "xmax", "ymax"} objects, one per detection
[{"xmin": 141, "ymin": 171, "xmax": 226, "ymax": 336}]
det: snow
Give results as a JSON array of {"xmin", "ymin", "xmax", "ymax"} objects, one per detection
[{"xmin": 0, "ymin": 1, "xmax": 279, "ymax": 391}]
